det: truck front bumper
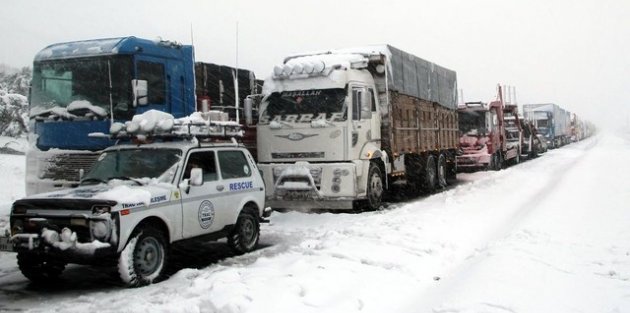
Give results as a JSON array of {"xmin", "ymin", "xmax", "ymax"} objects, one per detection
[
  {"xmin": 456, "ymin": 153, "xmax": 491, "ymax": 169},
  {"xmin": 259, "ymin": 162, "xmax": 360, "ymax": 211}
]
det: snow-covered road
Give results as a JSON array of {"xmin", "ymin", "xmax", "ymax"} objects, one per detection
[{"xmin": 1, "ymin": 132, "xmax": 629, "ymax": 313}]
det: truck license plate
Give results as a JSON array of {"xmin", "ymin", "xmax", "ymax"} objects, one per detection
[{"xmin": 0, "ymin": 236, "xmax": 12, "ymax": 252}]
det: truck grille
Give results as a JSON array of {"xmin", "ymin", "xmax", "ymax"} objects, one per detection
[{"xmin": 41, "ymin": 153, "xmax": 100, "ymax": 181}]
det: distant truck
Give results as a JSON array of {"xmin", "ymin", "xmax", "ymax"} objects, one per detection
[
  {"xmin": 457, "ymin": 101, "xmax": 504, "ymax": 170},
  {"xmin": 252, "ymin": 45, "xmax": 458, "ymax": 211},
  {"xmin": 456, "ymin": 86, "xmax": 511, "ymax": 171},
  {"xmin": 27, "ymin": 36, "xmax": 259, "ymax": 195},
  {"xmin": 522, "ymin": 103, "xmax": 571, "ymax": 148}
]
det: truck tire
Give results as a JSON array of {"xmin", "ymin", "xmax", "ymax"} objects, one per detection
[
  {"xmin": 118, "ymin": 226, "xmax": 167, "ymax": 287},
  {"xmin": 17, "ymin": 252, "xmax": 66, "ymax": 283},
  {"xmin": 488, "ymin": 153, "xmax": 498, "ymax": 171},
  {"xmin": 422, "ymin": 155, "xmax": 437, "ymax": 193},
  {"xmin": 228, "ymin": 209, "xmax": 260, "ymax": 255},
  {"xmin": 437, "ymin": 154, "xmax": 447, "ymax": 189},
  {"xmin": 364, "ymin": 163, "xmax": 384, "ymax": 211}
]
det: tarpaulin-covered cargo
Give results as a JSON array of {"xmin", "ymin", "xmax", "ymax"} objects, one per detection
[{"xmin": 386, "ymin": 45, "xmax": 458, "ymax": 110}]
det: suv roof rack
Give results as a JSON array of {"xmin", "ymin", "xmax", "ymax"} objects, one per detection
[{"xmin": 90, "ymin": 110, "xmax": 244, "ymax": 142}]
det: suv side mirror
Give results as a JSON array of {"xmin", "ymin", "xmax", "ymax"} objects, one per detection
[
  {"xmin": 190, "ymin": 168, "xmax": 203, "ymax": 186},
  {"xmin": 132, "ymin": 79, "xmax": 148, "ymax": 107}
]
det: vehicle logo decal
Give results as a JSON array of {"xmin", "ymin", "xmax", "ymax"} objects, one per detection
[
  {"xmin": 198, "ymin": 200, "xmax": 215, "ymax": 229},
  {"xmin": 276, "ymin": 132, "xmax": 318, "ymax": 141}
]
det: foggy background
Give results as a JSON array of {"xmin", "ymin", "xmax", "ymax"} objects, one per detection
[{"xmin": 2, "ymin": 0, "xmax": 628, "ymax": 129}]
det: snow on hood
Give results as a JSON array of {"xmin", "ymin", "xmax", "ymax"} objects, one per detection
[{"xmin": 30, "ymin": 183, "xmax": 174, "ymax": 209}]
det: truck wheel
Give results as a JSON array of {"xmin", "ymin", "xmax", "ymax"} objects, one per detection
[
  {"xmin": 118, "ymin": 226, "xmax": 167, "ymax": 287},
  {"xmin": 488, "ymin": 153, "xmax": 498, "ymax": 171},
  {"xmin": 437, "ymin": 154, "xmax": 447, "ymax": 189},
  {"xmin": 17, "ymin": 252, "xmax": 66, "ymax": 283},
  {"xmin": 364, "ymin": 163, "xmax": 384, "ymax": 211},
  {"xmin": 228, "ymin": 209, "xmax": 260, "ymax": 254},
  {"xmin": 423, "ymin": 155, "xmax": 437, "ymax": 193}
]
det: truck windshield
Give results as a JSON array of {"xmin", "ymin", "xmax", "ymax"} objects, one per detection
[
  {"xmin": 458, "ymin": 111, "xmax": 487, "ymax": 135},
  {"xmin": 506, "ymin": 129, "xmax": 520, "ymax": 141},
  {"xmin": 81, "ymin": 148, "xmax": 182, "ymax": 185},
  {"xmin": 260, "ymin": 88, "xmax": 347, "ymax": 123},
  {"xmin": 30, "ymin": 56, "xmax": 133, "ymax": 120}
]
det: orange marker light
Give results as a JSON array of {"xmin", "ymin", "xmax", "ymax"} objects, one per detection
[{"xmin": 121, "ymin": 209, "xmax": 131, "ymax": 216}]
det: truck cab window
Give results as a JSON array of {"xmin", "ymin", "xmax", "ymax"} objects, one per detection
[
  {"xmin": 368, "ymin": 88, "xmax": 377, "ymax": 112},
  {"xmin": 138, "ymin": 61, "xmax": 165, "ymax": 104}
]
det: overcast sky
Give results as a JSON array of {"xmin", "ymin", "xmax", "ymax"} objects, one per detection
[{"xmin": 2, "ymin": 0, "xmax": 628, "ymax": 129}]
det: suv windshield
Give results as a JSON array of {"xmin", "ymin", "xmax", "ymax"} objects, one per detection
[
  {"xmin": 82, "ymin": 148, "xmax": 182, "ymax": 185},
  {"xmin": 260, "ymin": 88, "xmax": 347, "ymax": 123},
  {"xmin": 30, "ymin": 55, "xmax": 133, "ymax": 119}
]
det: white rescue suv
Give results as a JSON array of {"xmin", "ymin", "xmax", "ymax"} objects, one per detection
[{"xmin": 0, "ymin": 110, "xmax": 268, "ymax": 287}]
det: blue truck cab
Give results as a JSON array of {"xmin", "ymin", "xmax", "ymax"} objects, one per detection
[{"xmin": 27, "ymin": 37, "xmax": 196, "ymax": 195}]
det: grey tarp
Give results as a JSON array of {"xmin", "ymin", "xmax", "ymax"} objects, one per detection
[{"xmin": 386, "ymin": 45, "xmax": 457, "ymax": 110}]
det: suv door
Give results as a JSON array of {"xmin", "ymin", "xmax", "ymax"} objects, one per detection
[
  {"xmin": 214, "ymin": 149, "xmax": 257, "ymax": 225},
  {"xmin": 180, "ymin": 149, "xmax": 227, "ymax": 238}
]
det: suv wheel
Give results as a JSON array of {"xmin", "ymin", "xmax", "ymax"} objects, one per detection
[
  {"xmin": 118, "ymin": 226, "xmax": 167, "ymax": 287},
  {"xmin": 228, "ymin": 209, "xmax": 260, "ymax": 255}
]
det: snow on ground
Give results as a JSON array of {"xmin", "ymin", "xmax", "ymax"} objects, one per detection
[{"xmin": 1, "ymin": 132, "xmax": 629, "ymax": 312}]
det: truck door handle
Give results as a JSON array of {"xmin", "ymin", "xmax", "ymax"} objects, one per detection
[{"xmin": 216, "ymin": 185, "xmax": 224, "ymax": 191}]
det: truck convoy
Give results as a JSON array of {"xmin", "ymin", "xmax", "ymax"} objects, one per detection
[
  {"xmin": 2, "ymin": 111, "xmax": 268, "ymax": 287},
  {"xmin": 522, "ymin": 103, "xmax": 571, "ymax": 148},
  {"xmin": 254, "ymin": 46, "xmax": 458, "ymax": 211},
  {"xmin": 27, "ymin": 36, "xmax": 259, "ymax": 195}
]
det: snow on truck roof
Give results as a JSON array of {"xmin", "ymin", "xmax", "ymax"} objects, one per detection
[
  {"xmin": 34, "ymin": 36, "xmax": 190, "ymax": 61},
  {"xmin": 273, "ymin": 45, "xmax": 458, "ymax": 110}
]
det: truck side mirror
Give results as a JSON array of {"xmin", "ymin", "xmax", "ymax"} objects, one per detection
[
  {"xmin": 132, "ymin": 79, "xmax": 148, "ymax": 107},
  {"xmin": 244, "ymin": 97, "xmax": 253, "ymax": 126}
]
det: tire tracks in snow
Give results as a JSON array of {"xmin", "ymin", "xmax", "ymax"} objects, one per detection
[{"xmin": 410, "ymin": 137, "xmax": 600, "ymax": 312}]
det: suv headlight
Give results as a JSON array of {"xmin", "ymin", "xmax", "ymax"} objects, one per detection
[
  {"xmin": 90, "ymin": 220, "xmax": 112, "ymax": 242},
  {"xmin": 92, "ymin": 205, "xmax": 111, "ymax": 215}
]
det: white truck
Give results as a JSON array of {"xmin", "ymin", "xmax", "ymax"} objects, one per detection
[
  {"xmin": 252, "ymin": 46, "xmax": 458, "ymax": 211},
  {"xmin": 1, "ymin": 111, "xmax": 268, "ymax": 287}
]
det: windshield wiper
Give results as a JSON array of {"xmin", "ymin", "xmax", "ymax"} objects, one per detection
[
  {"xmin": 80, "ymin": 177, "xmax": 107, "ymax": 185},
  {"xmin": 107, "ymin": 176, "xmax": 143, "ymax": 186}
]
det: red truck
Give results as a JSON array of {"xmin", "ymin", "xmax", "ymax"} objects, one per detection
[{"xmin": 457, "ymin": 85, "xmax": 525, "ymax": 171}]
